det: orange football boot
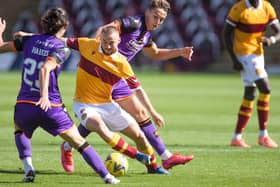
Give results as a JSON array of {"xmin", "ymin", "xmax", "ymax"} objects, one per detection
[
  {"xmin": 61, "ymin": 141, "xmax": 74, "ymax": 172},
  {"xmin": 258, "ymin": 136, "xmax": 278, "ymax": 148},
  {"xmin": 230, "ymin": 139, "xmax": 251, "ymax": 148}
]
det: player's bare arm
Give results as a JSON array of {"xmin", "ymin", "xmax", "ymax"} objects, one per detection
[
  {"xmin": 223, "ymin": 23, "xmax": 243, "ymax": 71},
  {"xmin": 143, "ymin": 42, "xmax": 193, "ymax": 62},
  {"xmin": 13, "ymin": 31, "xmax": 33, "ymax": 39},
  {"xmin": 36, "ymin": 57, "xmax": 59, "ymax": 112},
  {"xmin": 261, "ymin": 21, "xmax": 280, "ymax": 46},
  {"xmin": 135, "ymin": 87, "xmax": 165, "ymax": 127}
]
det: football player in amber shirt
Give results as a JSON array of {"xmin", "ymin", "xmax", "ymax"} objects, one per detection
[
  {"xmin": 68, "ymin": 0, "xmax": 194, "ymax": 172},
  {"xmin": 223, "ymin": 0, "xmax": 280, "ymax": 148},
  {"xmin": 62, "ymin": 26, "xmax": 167, "ymax": 174}
]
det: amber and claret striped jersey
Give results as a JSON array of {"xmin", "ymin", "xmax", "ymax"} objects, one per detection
[
  {"xmin": 66, "ymin": 37, "xmax": 140, "ymax": 104},
  {"xmin": 226, "ymin": 0, "xmax": 279, "ymax": 55}
]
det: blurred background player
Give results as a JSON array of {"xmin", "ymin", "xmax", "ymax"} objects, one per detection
[
  {"xmin": 62, "ymin": 0, "xmax": 194, "ymax": 172},
  {"xmin": 0, "ymin": 8, "xmax": 120, "ymax": 184},
  {"xmin": 223, "ymin": 0, "xmax": 280, "ymax": 148},
  {"xmin": 61, "ymin": 26, "xmax": 168, "ymax": 174}
]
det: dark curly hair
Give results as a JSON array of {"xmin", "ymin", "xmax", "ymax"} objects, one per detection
[{"xmin": 41, "ymin": 7, "xmax": 68, "ymax": 35}]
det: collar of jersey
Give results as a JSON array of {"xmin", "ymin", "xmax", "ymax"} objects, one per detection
[{"xmin": 245, "ymin": 0, "xmax": 262, "ymax": 9}]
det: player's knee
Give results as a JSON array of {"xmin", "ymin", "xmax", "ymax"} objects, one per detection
[
  {"xmin": 133, "ymin": 131, "xmax": 146, "ymax": 144},
  {"xmin": 86, "ymin": 117, "xmax": 104, "ymax": 131},
  {"xmin": 244, "ymin": 87, "xmax": 256, "ymax": 100},
  {"xmin": 259, "ymin": 87, "xmax": 271, "ymax": 94},
  {"xmin": 256, "ymin": 78, "xmax": 271, "ymax": 94},
  {"xmin": 93, "ymin": 122, "xmax": 108, "ymax": 134},
  {"xmin": 133, "ymin": 107, "xmax": 149, "ymax": 122}
]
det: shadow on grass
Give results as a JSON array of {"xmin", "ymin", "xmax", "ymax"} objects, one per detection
[
  {"xmin": 0, "ymin": 168, "xmax": 101, "ymax": 184},
  {"xmin": 166, "ymin": 144, "xmax": 229, "ymax": 149},
  {"xmin": 0, "ymin": 169, "xmax": 69, "ymax": 175}
]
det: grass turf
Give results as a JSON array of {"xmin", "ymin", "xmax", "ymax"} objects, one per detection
[{"xmin": 0, "ymin": 72, "xmax": 279, "ymax": 187}]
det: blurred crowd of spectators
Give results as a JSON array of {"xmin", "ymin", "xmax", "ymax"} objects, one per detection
[{"xmin": 1, "ymin": 0, "xmax": 236, "ymax": 72}]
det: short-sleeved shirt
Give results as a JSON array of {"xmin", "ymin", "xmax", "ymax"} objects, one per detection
[
  {"xmin": 14, "ymin": 34, "xmax": 68, "ymax": 105},
  {"xmin": 225, "ymin": 0, "xmax": 278, "ymax": 56},
  {"xmin": 117, "ymin": 15, "xmax": 153, "ymax": 62},
  {"xmin": 66, "ymin": 37, "xmax": 140, "ymax": 104}
]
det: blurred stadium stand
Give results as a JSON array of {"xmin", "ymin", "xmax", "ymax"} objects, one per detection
[{"xmin": 1, "ymin": 0, "xmax": 280, "ymax": 73}]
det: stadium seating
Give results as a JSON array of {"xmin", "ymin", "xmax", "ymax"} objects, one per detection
[{"xmin": 6, "ymin": 0, "xmax": 235, "ymax": 71}]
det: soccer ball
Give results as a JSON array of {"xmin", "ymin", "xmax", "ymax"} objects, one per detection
[{"xmin": 105, "ymin": 152, "xmax": 128, "ymax": 177}]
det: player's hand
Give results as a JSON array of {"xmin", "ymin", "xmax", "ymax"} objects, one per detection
[
  {"xmin": 36, "ymin": 96, "xmax": 52, "ymax": 112},
  {"xmin": 0, "ymin": 17, "xmax": 6, "ymax": 34},
  {"xmin": 13, "ymin": 31, "xmax": 33, "ymax": 39},
  {"xmin": 151, "ymin": 112, "xmax": 165, "ymax": 127},
  {"xmin": 261, "ymin": 36, "xmax": 275, "ymax": 47},
  {"xmin": 181, "ymin": 46, "xmax": 194, "ymax": 61}
]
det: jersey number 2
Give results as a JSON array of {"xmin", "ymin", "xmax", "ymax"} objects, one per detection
[{"xmin": 23, "ymin": 58, "xmax": 44, "ymax": 92}]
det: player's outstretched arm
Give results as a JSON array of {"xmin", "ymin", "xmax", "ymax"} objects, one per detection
[
  {"xmin": 143, "ymin": 42, "xmax": 194, "ymax": 62},
  {"xmin": 135, "ymin": 87, "xmax": 165, "ymax": 127},
  {"xmin": 13, "ymin": 31, "xmax": 33, "ymax": 39}
]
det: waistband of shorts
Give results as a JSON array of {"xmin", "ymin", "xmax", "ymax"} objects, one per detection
[
  {"xmin": 16, "ymin": 100, "xmax": 63, "ymax": 107},
  {"xmin": 113, "ymin": 93, "xmax": 134, "ymax": 102}
]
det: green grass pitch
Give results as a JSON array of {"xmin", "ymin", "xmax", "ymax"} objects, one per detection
[{"xmin": 0, "ymin": 71, "xmax": 279, "ymax": 187}]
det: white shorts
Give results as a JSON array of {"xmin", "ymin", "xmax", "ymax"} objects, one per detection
[
  {"xmin": 237, "ymin": 54, "xmax": 268, "ymax": 87},
  {"xmin": 73, "ymin": 101, "xmax": 136, "ymax": 132}
]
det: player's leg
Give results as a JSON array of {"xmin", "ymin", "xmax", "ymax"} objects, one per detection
[
  {"xmin": 231, "ymin": 55, "xmax": 260, "ymax": 148},
  {"xmin": 104, "ymin": 103, "xmax": 167, "ymax": 174},
  {"xmin": 116, "ymin": 94, "xmax": 167, "ymax": 155},
  {"xmin": 14, "ymin": 126, "xmax": 35, "ymax": 183},
  {"xmin": 61, "ymin": 102, "xmax": 151, "ymax": 171},
  {"xmin": 117, "ymin": 95, "xmax": 193, "ymax": 169},
  {"xmin": 43, "ymin": 104, "xmax": 119, "ymax": 184},
  {"xmin": 112, "ymin": 79, "xmax": 169, "ymax": 157},
  {"xmin": 255, "ymin": 78, "xmax": 278, "ymax": 148},
  {"xmin": 59, "ymin": 125, "xmax": 120, "ymax": 184},
  {"xmin": 60, "ymin": 113, "xmax": 91, "ymax": 172},
  {"xmin": 60, "ymin": 122, "xmax": 92, "ymax": 171},
  {"xmin": 231, "ymin": 86, "xmax": 255, "ymax": 148},
  {"xmin": 120, "ymin": 122, "xmax": 169, "ymax": 174},
  {"xmin": 14, "ymin": 103, "xmax": 38, "ymax": 183},
  {"xmin": 83, "ymin": 109, "xmax": 151, "ymax": 164}
]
